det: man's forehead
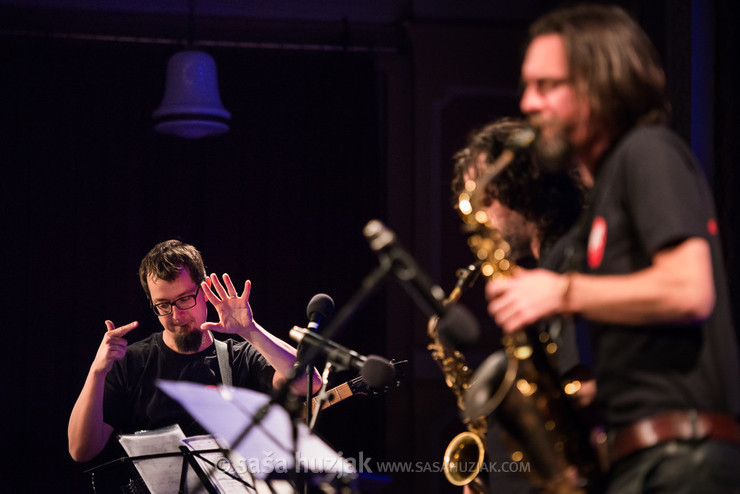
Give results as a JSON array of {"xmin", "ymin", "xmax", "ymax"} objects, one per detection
[
  {"xmin": 522, "ymin": 33, "xmax": 569, "ymax": 79},
  {"xmin": 147, "ymin": 269, "xmax": 196, "ymax": 291}
]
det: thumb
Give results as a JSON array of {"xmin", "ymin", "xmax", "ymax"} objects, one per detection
[{"xmin": 200, "ymin": 322, "xmax": 220, "ymax": 331}]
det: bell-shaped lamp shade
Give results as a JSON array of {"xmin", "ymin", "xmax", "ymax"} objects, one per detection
[{"xmin": 153, "ymin": 50, "xmax": 231, "ymax": 138}]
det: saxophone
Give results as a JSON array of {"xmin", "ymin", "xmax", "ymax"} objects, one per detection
[
  {"xmin": 427, "ymin": 260, "xmax": 487, "ymax": 493},
  {"xmin": 456, "ymin": 127, "xmax": 603, "ymax": 494}
]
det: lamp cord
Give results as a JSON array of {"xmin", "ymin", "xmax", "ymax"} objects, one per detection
[{"xmin": 187, "ymin": 0, "xmax": 196, "ymax": 47}]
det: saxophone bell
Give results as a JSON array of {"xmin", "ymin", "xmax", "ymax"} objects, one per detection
[
  {"xmin": 443, "ymin": 431, "xmax": 486, "ymax": 489},
  {"xmin": 426, "ymin": 260, "xmax": 489, "ymax": 492}
]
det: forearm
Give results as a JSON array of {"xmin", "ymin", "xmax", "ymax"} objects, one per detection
[
  {"xmin": 238, "ymin": 322, "xmax": 322, "ymax": 394},
  {"xmin": 567, "ymin": 239, "xmax": 715, "ymax": 325},
  {"xmin": 68, "ymin": 369, "xmax": 113, "ymax": 462}
]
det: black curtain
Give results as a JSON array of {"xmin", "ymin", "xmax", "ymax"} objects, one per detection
[{"xmin": 0, "ymin": 35, "xmax": 386, "ymax": 492}]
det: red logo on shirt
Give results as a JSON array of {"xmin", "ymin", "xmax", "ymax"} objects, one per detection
[
  {"xmin": 587, "ymin": 216, "xmax": 607, "ymax": 269},
  {"xmin": 707, "ymin": 218, "xmax": 718, "ymax": 236}
]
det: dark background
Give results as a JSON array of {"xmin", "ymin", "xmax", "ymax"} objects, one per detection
[{"xmin": 0, "ymin": 1, "xmax": 738, "ymax": 492}]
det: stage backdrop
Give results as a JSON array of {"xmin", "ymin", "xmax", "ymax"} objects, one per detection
[
  {"xmin": 0, "ymin": 34, "xmax": 388, "ymax": 492},
  {"xmin": 1, "ymin": 1, "xmax": 739, "ymax": 493}
]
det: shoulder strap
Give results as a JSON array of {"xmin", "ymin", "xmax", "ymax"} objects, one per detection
[{"xmin": 213, "ymin": 337, "xmax": 232, "ymax": 386}]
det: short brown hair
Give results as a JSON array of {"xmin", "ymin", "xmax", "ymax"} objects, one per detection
[
  {"xmin": 529, "ymin": 4, "xmax": 670, "ymax": 137},
  {"xmin": 138, "ymin": 239, "xmax": 207, "ymax": 300}
]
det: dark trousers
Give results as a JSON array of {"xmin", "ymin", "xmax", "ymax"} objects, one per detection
[{"xmin": 605, "ymin": 439, "xmax": 740, "ymax": 494}]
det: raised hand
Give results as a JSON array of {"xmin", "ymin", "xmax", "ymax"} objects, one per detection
[
  {"xmin": 92, "ymin": 320, "xmax": 138, "ymax": 374},
  {"xmin": 200, "ymin": 273, "xmax": 255, "ymax": 335}
]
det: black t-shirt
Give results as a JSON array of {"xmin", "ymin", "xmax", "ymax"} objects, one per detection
[
  {"xmin": 540, "ymin": 228, "xmax": 593, "ymax": 378},
  {"xmin": 103, "ymin": 331, "xmax": 275, "ymax": 436},
  {"xmin": 578, "ymin": 125, "xmax": 740, "ymax": 428}
]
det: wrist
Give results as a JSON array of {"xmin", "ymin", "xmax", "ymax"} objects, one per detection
[
  {"xmin": 560, "ymin": 271, "xmax": 575, "ymax": 316},
  {"xmin": 237, "ymin": 321, "xmax": 260, "ymax": 341},
  {"xmin": 89, "ymin": 364, "xmax": 110, "ymax": 382}
]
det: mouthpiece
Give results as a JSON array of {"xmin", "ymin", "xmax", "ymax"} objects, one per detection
[{"xmin": 505, "ymin": 127, "xmax": 536, "ymax": 150}]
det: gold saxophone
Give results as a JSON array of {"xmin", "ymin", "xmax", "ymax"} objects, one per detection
[
  {"xmin": 455, "ymin": 127, "xmax": 603, "ymax": 494},
  {"xmin": 427, "ymin": 260, "xmax": 487, "ymax": 492}
]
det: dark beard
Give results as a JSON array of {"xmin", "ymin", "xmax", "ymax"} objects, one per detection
[
  {"xmin": 173, "ymin": 329, "xmax": 204, "ymax": 353},
  {"xmin": 534, "ymin": 132, "xmax": 573, "ymax": 173}
]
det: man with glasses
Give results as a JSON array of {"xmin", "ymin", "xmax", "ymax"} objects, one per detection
[
  {"xmin": 68, "ymin": 239, "xmax": 320, "ymax": 465},
  {"xmin": 485, "ymin": 5, "xmax": 740, "ymax": 493}
]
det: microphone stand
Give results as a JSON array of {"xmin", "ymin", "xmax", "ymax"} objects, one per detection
[
  {"xmin": 224, "ymin": 261, "xmax": 394, "ymax": 493},
  {"xmin": 302, "ymin": 362, "xmax": 314, "ymax": 494},
  {"xmin": 309, "ymin": 362, "xmax": 334, "ymax": 431},
  {"xmin": 305, "ymin": 363, "xmax": 314, "ymax": 425}
]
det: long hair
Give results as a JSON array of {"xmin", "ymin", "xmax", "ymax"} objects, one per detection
[
  {"xmin": 138, "ymin": 239, "xmax": 208, "ymax": 301},
  {"xmin": 529, "ymin": 4, "xmax": 670, "ymax": 138}
]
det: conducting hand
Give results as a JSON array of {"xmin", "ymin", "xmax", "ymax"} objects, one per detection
[
  {"xmin": 92, "ymin": 320, "xmax": 138, "ymax": 374},
  {"xmin": 200, "ymin": 273, "xmax": 256, "ymax": 335}
]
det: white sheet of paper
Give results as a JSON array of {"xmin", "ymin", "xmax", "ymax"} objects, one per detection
[
  {"xmin": 117, "ymin": 424, "xmax": 201, "ymax": 494},
  {"xmin": 180, "ymin": 435, "xmax": 251, "ymax": 494},
  {"xmin": 180, "ymin": 435, "xmax": 295, "ymax": 494},
  {"xmin": 158, "ymin": 380, "xmax": 356, "ymax": 480}
]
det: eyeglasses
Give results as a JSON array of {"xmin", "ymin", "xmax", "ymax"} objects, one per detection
[{"xmin": 151, "ymin": 286, "xmax": 201, "ymax": 316}]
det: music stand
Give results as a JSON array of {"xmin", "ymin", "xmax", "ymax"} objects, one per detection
[
  {"xmin": 84, "ymin": 447, "xmax": 242, "ymax": 494},
  {"xmin": 157, "ymin": 380, "xmax": 356, "ymax": 488}
]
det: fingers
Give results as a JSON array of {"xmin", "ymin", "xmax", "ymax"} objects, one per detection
[
  {"xmin": 205, "ymin": 273, "xmax": 248, "ymax": 301},
  {"xmin": 104, "ymin": 338, "xmax": 129, "ymax": 360},
  {"xmin": 94, "ymin": 320, "xmax": 136, "ymax": 372},
  {"xmin": 201, "ymin": 278, "xmax": 217, "ymax": 303},
  {"xmin": 222, "ymin": 273, "xmax": 238, "ymax": 298},
  {"xmin": 106, "ymin": 320, "xmax": 139, "ymax": 337},
  {"xmin": 485, "ymin": 281, "xmax": 526, "ymax": 333},
  {"xmin": 210, "ymin": 273, "xmax": 229, "ymax": 299},
  {"xmin": 485, "ymin": 278, "xmax": 507, "ymax": 299},
  {"xmin": 487, "ymin": 297, "xmax": 518, "ymax": 333}
]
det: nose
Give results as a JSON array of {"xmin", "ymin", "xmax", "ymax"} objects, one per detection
[
  {"xmin": 520, "ymin": 83, "xmax": 542, "ymax": 116},
  {"xmin": 171, "ymin": 305, "xmax": 189, "ymax": 322}
]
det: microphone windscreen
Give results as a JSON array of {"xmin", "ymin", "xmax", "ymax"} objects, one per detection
[
  {"xmin": 360, "ymin": 355, "xmax": 397, "ymax": 388},
  {"xmin": 306, "ymin": 293, "xmax": 335, "ymax": 321},
  {"xmin": 436, "ymin": 304, "xmax": 480, "ymax": 346}
]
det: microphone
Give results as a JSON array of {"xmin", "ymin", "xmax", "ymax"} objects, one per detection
[
  {"xmin": 306, "ymin": 293, "xmax": 335, "ymax": 331},
  {"xmin": 300, "ymin": 294, "xmax": 334, "ymax": 423},
  {"xmin": 294, "ymin": 293, "xmax": 335, "ymax": 371},
  {"xmin": 289, "ymin": 326, "xmax": 396, "ymax": 388},
  {"xmin": 363, "ymin": 219, "xmax": 480, "ymax": 345}
]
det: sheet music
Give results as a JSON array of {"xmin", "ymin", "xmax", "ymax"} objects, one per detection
[
  {"xmin": 158, "ymin": 380, "xmax": 356, "ymax": 480},
  {"xmin": 117, "ymin": 424, "xmax": 201, "ymax": 494},
  {"xmin": 179, "ymin": 435, "xmax": 295, "ymax": 494},
  {"xmin": 180, "ymin": 435, "xmax": 252, "ymax": 494}
]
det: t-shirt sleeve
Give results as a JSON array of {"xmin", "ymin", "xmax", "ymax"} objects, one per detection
[{"xmin": 620, "ymin": 128, "xmax": 711, "ymax": 255}]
